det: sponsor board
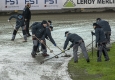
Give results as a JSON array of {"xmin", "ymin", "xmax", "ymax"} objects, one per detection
[
  {"xmin": 3, "ymin": 0, "xmax": 24, "ymax": 10},
  {"xmin": 41, "ymin": 0, "xmax": 62, "ymax": 10},
  {"xmin": 1, "ymin": 0, "xmax": 61, "ymax": 11},
  {"xmin": 63, "ymin": 0, "xmax": 115, "ymax": 8}
]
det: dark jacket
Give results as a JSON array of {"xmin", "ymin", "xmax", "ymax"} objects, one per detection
[
  {"xmin": 97, "ymin": 20, "xmax": 111, "ymax": 32},
  {"xmin": 32, "ymin": 23, "xmax": 46, "ymax": 39},
  {"xmin": 63, "ymin": 33, "xmax": 83, "ymax": 50},
  {"xmin": 31, "ymin": 22, "xmax": 55, "ymax": 44},
  {"xmin": 9, "ymin": 15, "xmax": 25, "ymax": 27},
  {"xmin": 45, "ymin": 27, "xmax": 56, "ymax": 45},
  {"xmin": 22, "ymin": 6, "xmax": 31, "ymax": 20},
  {"xmin": 30, "ymin": 22, "xmax": 41, "ymax": 28},
  {"xmin": 94, "ymin": 26, "xmax": 107, "ymax": 44}
]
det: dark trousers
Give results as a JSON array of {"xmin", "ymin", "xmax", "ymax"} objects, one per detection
[
  {"xmin": 25, "ymin": 20, "xmax": 31, "ymax": 36},
  {"xmin": 12, "ymin": 26, "xmax": 27, "ymax": 40},
  {"xmin": 31, "ymin": 38, "xmax": 47, "ymax": 55},
  {"xmin": 97, "ymin": 43, "xmax": 109, "ymax": 62},
  {"xmin": 41, "ymin": 40, "xmax": 47, "ymax": 54},
  {"xmin": 73, "ymin": 41, "xmax": 89, "ymax": 62},
  {"xmin": 31, "ymin": 38, "xmax": 40, "ymax": 55},
  {"xmin": 104, "ymin": 31, "xmax": 111, "ymax": 44}
]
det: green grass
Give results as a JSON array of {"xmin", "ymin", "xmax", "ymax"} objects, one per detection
[{"xmin": 68, "ymin": 43, "xmax": 115, "ymax": 80}]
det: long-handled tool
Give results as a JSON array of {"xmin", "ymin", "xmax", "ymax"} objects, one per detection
[
  {"xmin": 56, "ymin": 46, "xmax": 71, "ymax": 57},
  {"xmin": 47, "ymin": 39, "xmax": 71, "ymax": 57},
  {"xmin": 86, "ymin": 40, "xmax": 95, "ymax": 48},
  {"xmin": 91, "ymin": 34, "xmax": 94, "ymax": 58},
  {"xmin": 35, "ymin": 36, "xmax": 58, "ymax": 58},
  {"xmin": 40, "ymin": 52, "xmax": 62, "ymax": 64},
  {"xmin": 40, "ymin": 50, "xmax": 68, "ymax": 64},
  {"xmin": 9, "ymin": 22, "xmax": 23, "ymax": 38}
]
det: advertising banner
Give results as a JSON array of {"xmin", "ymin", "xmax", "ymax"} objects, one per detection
[
  {"xmin": 1, "ymin": 0, "xmax": 62, "ymax": 11},
  {"xmin": 2, "ymin": 0, "xmax": 25, "ymax": 10},
  {"xmin": 40, "ymin": 0, "xmax": 62, "ymax": 10},
  {"xmin": 63, "ymin": 0, "xmax": 115, "ymax": 8}
]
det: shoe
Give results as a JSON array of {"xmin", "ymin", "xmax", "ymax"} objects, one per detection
[
  {"xmin": 23, "ymin": 40, "xmax": 27, "ymax": 42},
  {"xmin": 97, "ymin": 58, "xmax": 101, "ymax": 62},
  {"xmin": 31, "ymin": 51, "xmax": 36, "ymax": 58},
  {"xmin": 97, "ymin": 60, "xmax": 102, "ymax": 62},
  {"xmin": 27, "ymin": 34, "xmax": 31, "ymax": 37},
  {"xmin": 105, "ymin": 59, "xmax": 110, "ymax": 61},
  {"xmin": 11, "ymin": 39, "xmax": 14, "ymax": 41},
  {"xmin": 86, "ymin": 59, "xmax": 90, "ymax": 63},
  {"xmin": 42, "ymin": 53, "xmax": 49, "ymax": 57},
  {"xmin": 37, "ymin": 49, "xmax": 40, "ymax": 52},
  {"xmin": 74, "ymin": 60, "xmax": 78, "ymax": 63},
  {"xmin": 107, "ymin": 49, "xmax": 110, "ymax": 51},
  {"xmin": 31, "ymin": 54, "xmax": 36, "ymax": 58}
]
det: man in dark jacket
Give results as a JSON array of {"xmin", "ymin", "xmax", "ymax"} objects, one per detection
[
  {"xmin": 30, "ymin": 21, "xmax": 56, "ymax": 55},
  {"xmin": 23, "ymin": 3, "xmax": 31, "ymax": 37},
  {"xmin": 91, "ymin": 23, "xmax": 110, "ymax": 62},
  {"xmin": 31, "ymin": 20, "xmax": 48, "ymax": 58},
  {"xmin": 41, "ymin": 21, "xmax": 56, "ymax": 54},
  {"xmin": 62, "ymin": 31, "xmax": 90, "ymax": 63},
  {"xmin": 8, "ymin": 14, "xmax": 27, "ymax": 42},
  {"xmin": 96, "ymin": 18, "xmax": 111, "ymax": 50}
]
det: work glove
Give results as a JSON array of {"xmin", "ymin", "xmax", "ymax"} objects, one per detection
[
  {"xmin": 32, "ymin": 34, "xmax": 35, "ymax": 39},
  {"xmin": 91, "ymin": 31, "xmax": 95, "ymax": 35},
  {"xmin": 8, "ymin": 20, "xmax": 10, "ymax": 22},
  {"xmin": 32, "ymin": 34, "xmax": 35, "ymax": 37},
  {"xmin": 40, "ymin": 40, "xmax": 44, "ymax": 43},
  {"xmin": 45, "ymin": 36, "xmax": 48, "ymax": 40},
  {"xmin": 54, "ymin": 43, "xmax": 57, "ymax": 46},
  {"xmin": 67, "ymin": 47, "xmax": 71, "ymax": 50},
  {"xmin": 61, "ymin": 50, "xmax": 65, "ymax": 53}
]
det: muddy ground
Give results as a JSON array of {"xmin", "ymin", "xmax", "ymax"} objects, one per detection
[{"xmin": 0, "ymin": 12, "xmax": 115, "ymax": 80}]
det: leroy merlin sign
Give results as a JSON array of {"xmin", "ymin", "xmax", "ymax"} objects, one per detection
[{"xmin": 63, "ymin": 0, "xmax": 115, "ymax": 8}]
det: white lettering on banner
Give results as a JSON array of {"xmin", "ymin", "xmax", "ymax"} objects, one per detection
[{"xmin": 77, "ymin": 0, "xmax": 95, "ymax": 4}]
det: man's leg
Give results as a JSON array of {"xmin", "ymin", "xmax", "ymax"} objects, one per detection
[
  {"xmin": 102, "ymin": 43, "xmax": 110, "ymax": 61},
  {"xmin": 25, "ymin": 20, "xmax": 31, "ymax": 37},
  {"xmin": 73, "ymin": 44, "xmax": 79, "ymax": 63},
  {"xmin": 97, "ymin": 44, "xmax": 103, "ymax": 62},
  {"xmin": 105, "ymin": 32, "xmax": 111, "ymax": 51},
  {"xmin": 80, "ymin": 42, "xmax": 90, "ymax": 63},
  {"xmin": 22, "ymin": 26, "xmax": 27, "ymax": 42},
  {"xmin": 31, "ymin": 38, "xmax": 38, "ymax": 58},
  {"xmin": 41, "ymin": 40, "xmax": 49, "ymax": 57},
  {"xmin": 11, "ymin": 26, "xmax": 19, "ymax": 41}
]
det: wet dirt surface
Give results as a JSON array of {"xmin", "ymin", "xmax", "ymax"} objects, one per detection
[{"xmin": 0, "ymin": 12, "xmax": 115, "ymax": 80}]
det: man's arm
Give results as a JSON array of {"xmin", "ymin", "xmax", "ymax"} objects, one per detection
[
  {"xmin": 63, "ymin": 37, "xmax": 69, "ymax": 50},
  {"xmin": 46, "ymin": 28, "xmax": 56, "ymax": 45},
  {"xmin": 8, "ymin": 15, "xmax": 17, "ymax": 20}
]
